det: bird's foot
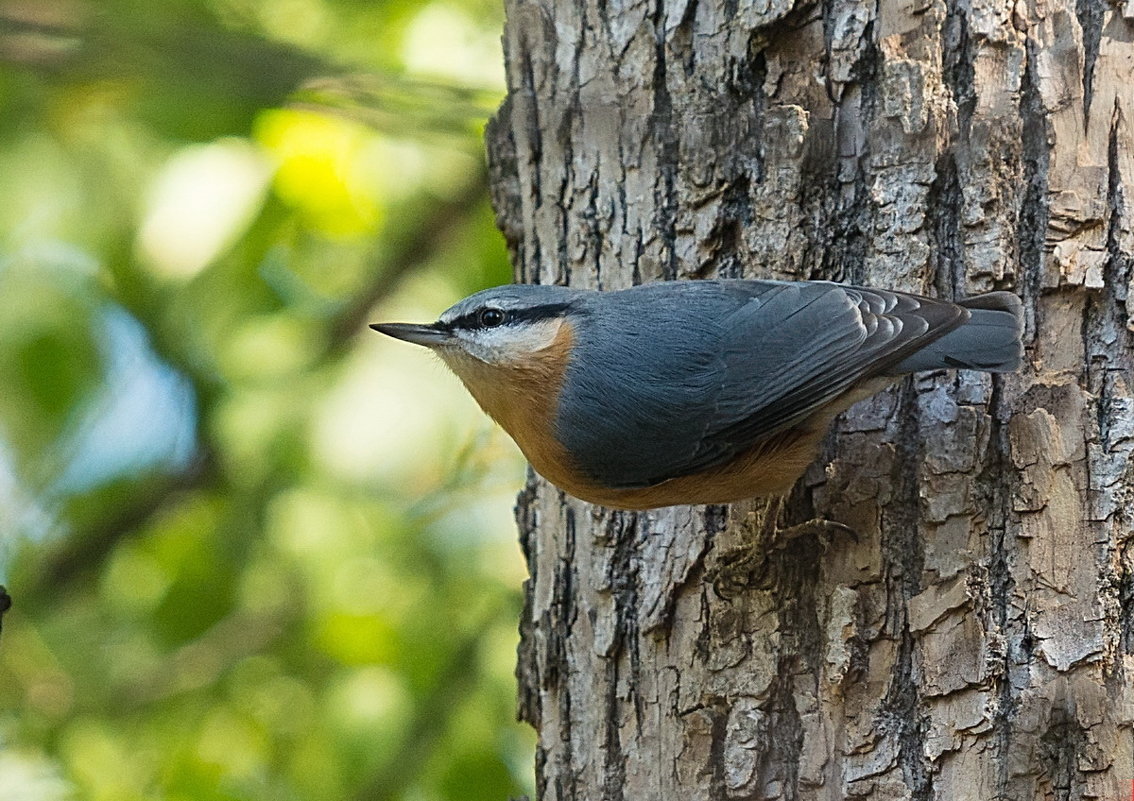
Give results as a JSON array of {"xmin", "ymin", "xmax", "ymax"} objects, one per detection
[
  {"xmin": 771, "ymin": 517, "xmax": 859, "ymax": 548},
  {"xmin": 709, "ymin": 548, "xmax": 765, "ymax": 600},
  {"xmin": 709, "ymin": 510, "xmax": 858, "ymax": 599}
]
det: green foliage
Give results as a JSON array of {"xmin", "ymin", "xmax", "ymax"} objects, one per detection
[{"xmin": 0, "ymin": 0, "xmax": 530, "ymax": 799}]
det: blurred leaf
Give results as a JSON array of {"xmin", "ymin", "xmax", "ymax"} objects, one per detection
[
  {"xmin": 0, "ymin": 268, "xmax": 103, "ymax": 476},
  {"xmin": 0, "ymin": 0, "xmax": 528, "ymax": 800},
  {"xmin": 1, "ymin": 3, "xmax": 328, "ymax": 141}
]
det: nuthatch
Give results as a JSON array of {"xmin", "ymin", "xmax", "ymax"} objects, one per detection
[{"xmin": 373, "ymin": 280, "xmax": 1023, "ymax": 509}]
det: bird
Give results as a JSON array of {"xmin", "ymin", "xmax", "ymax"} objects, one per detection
[{"xmin": 372, "ymin": 279, "xmax": 1023, "ymax": 510}]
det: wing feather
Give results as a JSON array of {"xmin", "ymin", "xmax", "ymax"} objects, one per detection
[
  {"xmin": 692, "ymin": 284, "xmax": 964, "ymax": 471},
  {"xmin": 558, "ymin": 280, "xmax": 967, "ymax": 489}
]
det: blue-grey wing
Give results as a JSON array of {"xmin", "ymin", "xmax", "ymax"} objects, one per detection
[
  {"xmin": 557, "ymin": 280, "xmax": 966, "ymax": 489},
  {"xmin": 555, "ymin": 282, "xmax": 755, "ymax": 487},
  {"xmin": 702, "ymin": 282, "xmax": 966, "ymax": 449}
]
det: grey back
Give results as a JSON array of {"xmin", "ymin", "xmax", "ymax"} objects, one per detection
[{"xmin": 555, "ymin": 280, "xmax": 966, "ymax": 488}]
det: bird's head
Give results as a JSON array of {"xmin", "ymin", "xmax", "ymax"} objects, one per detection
[{"xmin": 371, "ymin": 284, "xmax": 583, "ymax": 370}]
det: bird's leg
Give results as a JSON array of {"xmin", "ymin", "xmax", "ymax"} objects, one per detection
[
  {"xmin": 708, "ymin": 498, "xmax": 859, "ymax": 599},
  {"xmin": 708, "ymin": 497, "xmax": 784, "ymax": 598},
  {"xmin": 773, "ymin": 517, "xmax": 859, "ymax": 546},
  {"xmin": 757, "ymin": 495, "xmax": 785, "ymax": 541},
  {"xmin": 762, "ymin": 493, "xmax": 859, "ymax": 548}
]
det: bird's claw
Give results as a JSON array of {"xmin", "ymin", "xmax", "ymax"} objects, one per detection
[
  {"xmin": 772, "ymin": 518, "xmax": 859, "ymax": 547},
  {"xmin": 709, "ymin": 513, "xmax": 859, "ymax": 599}
]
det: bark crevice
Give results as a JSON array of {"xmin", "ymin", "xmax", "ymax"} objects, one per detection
[{"xmin": 493, "ymin": 2, "xmax": 1134, "ymax": 797}]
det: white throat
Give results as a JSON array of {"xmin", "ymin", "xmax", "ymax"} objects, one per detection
[{"xmin": 441, "ymin": 318, "xmax": 565, "ymax": 366}]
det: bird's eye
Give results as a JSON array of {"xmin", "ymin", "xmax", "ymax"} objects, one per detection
[{"xmin": 478, "ymin": 308, "xmax": 506, "ymax": 328}]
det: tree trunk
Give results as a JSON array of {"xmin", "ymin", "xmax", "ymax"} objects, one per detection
[{"xmin": 485, "ymin": 2, "xmax": 1134, "ymax": 799}]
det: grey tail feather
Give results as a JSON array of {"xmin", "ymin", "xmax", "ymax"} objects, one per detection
[{"xmin": 892, "ymin": 291, "xmax": 1025, "ymax": 374}]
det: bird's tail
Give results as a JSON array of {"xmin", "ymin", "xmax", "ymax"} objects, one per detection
[{"xmin": 894, "ymin": 291, "xmax": 1025, "ymax": 374}]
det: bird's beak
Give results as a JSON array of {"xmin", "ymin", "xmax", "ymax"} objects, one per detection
[{"xmin": 369, "ymin": 322, "xmax": 453, "ymax": 347}]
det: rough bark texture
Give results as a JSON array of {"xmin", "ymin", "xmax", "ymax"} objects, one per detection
[{"xmin": 485, "ymin": 2, "xmax": 1134, "ymax": 799}]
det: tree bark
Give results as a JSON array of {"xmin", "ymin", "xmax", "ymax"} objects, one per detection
[{"xmin": 485, "ymin": 2, "xmax": 1134, "ymax": 799}]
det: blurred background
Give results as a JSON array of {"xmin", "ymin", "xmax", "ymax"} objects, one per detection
[{"xmin": 0, "ymin": 0, "xmax": 534, "ymax": 799}]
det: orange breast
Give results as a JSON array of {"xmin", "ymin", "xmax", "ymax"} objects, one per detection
[
  {"xmin": 448, "ymin": 327, "xmax": 891, "ymax": 510},
  {"xmin": 445, "ymin": 321, "xmax": 593, "ymax": 497},
  {"xmin": 571, "ymin": 427, "xmax": 826, "ymax": 509}
]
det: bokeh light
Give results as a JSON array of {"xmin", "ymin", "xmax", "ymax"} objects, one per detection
[{"xmin": 0, "ymin": 0, "xmax": 531, "ymax": 798}]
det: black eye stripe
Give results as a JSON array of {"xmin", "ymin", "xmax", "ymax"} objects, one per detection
[
  {"xmin": 446, "ymin": 302, "xmax": 574, "ymax": 331},
  {"xmin": 511, "ymin": 303, "xmax": 573, "ymax": 323}
]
